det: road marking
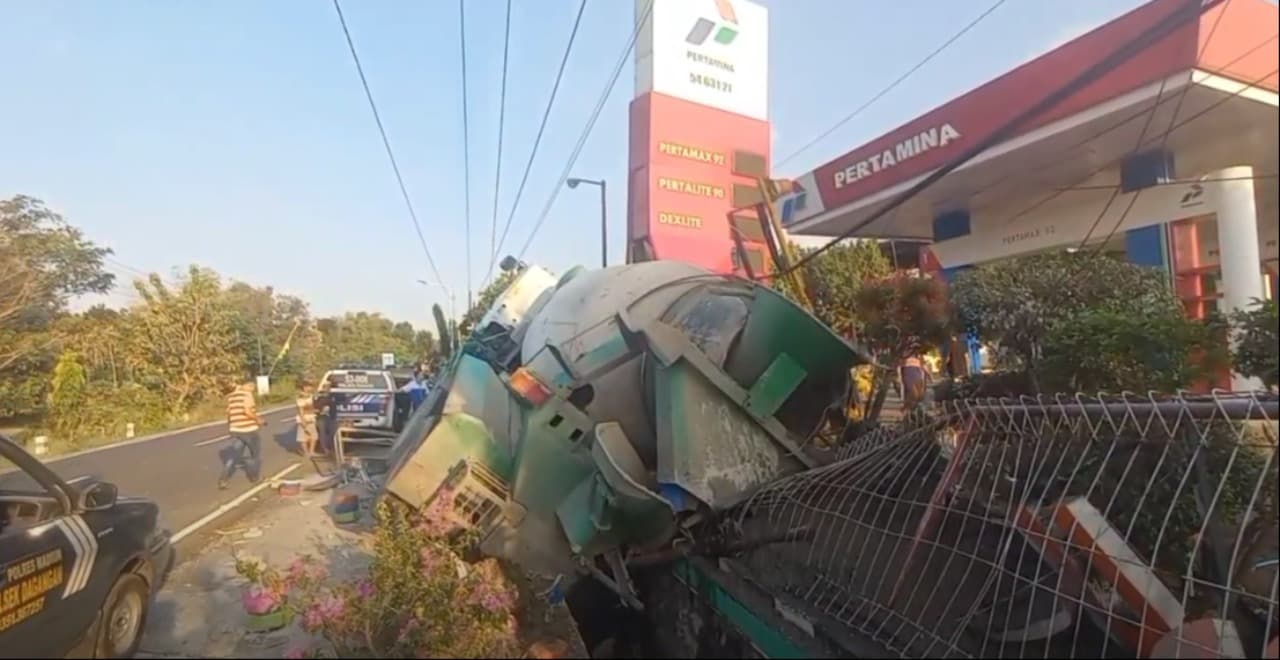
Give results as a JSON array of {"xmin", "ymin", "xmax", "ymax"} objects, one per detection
[
  {"xmin": 170, "ymin": 462, "xmax": 301, "ymax": 544},
  {"xmin": 192, "ymin": 435, "xmax": 230, "ymax": 447},
  {"xmin": 34, "ymin": 405, "xmax": 294, "ymax": 463}
]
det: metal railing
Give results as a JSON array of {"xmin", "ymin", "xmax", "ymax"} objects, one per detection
[{"xmin": 728, "ymin": 392, "xmax": 1279, "ymax": 658}]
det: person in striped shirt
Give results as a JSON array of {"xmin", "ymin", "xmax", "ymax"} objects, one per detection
[{"xmin": 220, "ymin": 380, "xmax": 265, "ymax": 490}]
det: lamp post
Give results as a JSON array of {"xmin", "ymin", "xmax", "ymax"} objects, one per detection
[{"xmin": 566, "ymin": 177, "xmax": 607, "ymax": 268}]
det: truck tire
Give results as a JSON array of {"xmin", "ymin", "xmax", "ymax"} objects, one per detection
[{"xmin": 94, "ymin": 572, "xmax": 150, "ymax": 658}]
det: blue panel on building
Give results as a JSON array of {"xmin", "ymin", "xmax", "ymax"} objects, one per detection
[
  {"xmin": 1125, "ymin": 224, "xmax": 1167, "ymax": 269},
  {"xmin": 1121, "ymin": 149, "xmax": 1175, "ymax": 193},
  {"xmin": 933, "ymin": 210, "xmax": 971, "ymax": 242}
]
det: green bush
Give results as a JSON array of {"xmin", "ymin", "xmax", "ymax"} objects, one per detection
[
  {"xmin": 952, "ymin": 253, "xmax": 1211, "ymax": 393},
  {"xmin": 1039, "ymin": 308, "xmax": 1220, "ymax": 393},
  {"xmin": 1231, "ymin": 298, "xmax": 1279, "ymax": 389}
]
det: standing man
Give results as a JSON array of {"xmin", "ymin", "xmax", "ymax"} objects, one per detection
[
  {"xmin": 401, "ymin": 371, "xmax": 429, "ymax": 413},
  {"xmin": 220, "ymin": 380, "xmax": 265, "ymax": 490}
]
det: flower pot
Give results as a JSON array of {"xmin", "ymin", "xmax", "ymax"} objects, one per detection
[{"xmin": 246, "ymin": 608, "xmax": 289, "ymax": 633}]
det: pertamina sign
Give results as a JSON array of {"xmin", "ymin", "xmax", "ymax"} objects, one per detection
[{"xmin": 641, "ymin": 0, "xmax": 768, "ymax": 121}]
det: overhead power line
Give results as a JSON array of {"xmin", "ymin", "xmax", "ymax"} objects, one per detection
[
  {"xmin": 923, "ymin": 31, "xmax": 1276, "ymax": 223},
  {"xmin": 981, "ymin": 32, "xmax": 1276, "ymax": 238},
  {"xmin": 1080, "ymin": 0, "xmax": 1234, "ymax": 255},
  {"xmin": 331, "ymin": 0, "xmax": 445, "ymax": 286},
  {"xmin": 514, "ymin": 0, "xmax": 656, "ymax": 264},
  {"xmin": 774, "ymin": 0, "xmax": 1008, "ymax": 171},
  {"xmin": 458, "ymin": 0, "xmax": 474, "ymax": 307},
  {"xmin": 487, "ymin": 0, "xmax": 591, "ymax": 279},
  {"xmin": 490, "ymin": 0, "xmax": 513, "ymax": 278},
  {"xmin": 775, "ymin": 0, "xmax": 1227, "ymax": 279}
]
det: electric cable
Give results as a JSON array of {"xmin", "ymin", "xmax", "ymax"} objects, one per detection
[
  {"xmin": 487, "ymin": 0, "xmax": 591, "ymax": 279},
  {"xmin": 774, "ymin": 0, "xmax": 1227, "ymax": 279},
  {"xmin": 489, "ymin": 0, "xmax": 514, "ymax": 278},
  {"xmin": 775, "ymin": 0, "xmax": 1009, "ymax": 171},
  {"xmin": 513, "ymin": 0, "xmax": 655, "ymax": 264},
  {"xmin": 459, "ymin": 0, "xmax": 475, "ymax": 306},
  {"xmin": 331, "ymin": 0, "xmax": 445, "ymax": 285}
]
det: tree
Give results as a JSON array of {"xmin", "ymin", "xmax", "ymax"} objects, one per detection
[
  {"xmin": 458, "ymin": 271, "xmax": 517, "ymax": 339},
  {"xmin": 852, "ymin": 275, "xmax": 953, "ymax": 421},
  {"xmin": 129, "ymin": 267, "xmax": 242, "ymax": 414},
  {"xmin": 222, "ymin": 282, "xmax": 319, "ymax": 382},
  {"xmin": 0, "ymin": 196, "xmax": 114, "ymax": 416},
  {"xmin": 48, "ymin": 351, "xmax": 89, "ymax": 442},
  {"xmin": 776, "ymin": 240, "xmax": 891, "ymax": 339},
  {"xmin": 951, "ymin": 252, "xmax": 1192, "ymax": 392},
  {"xmin": 1231, "ymin": 298, "xmax": 1279, "ymax": 389},
  {"xmin": 56, "ymin": 306, "xmax": 128, "ymax": 387},
  {"xmin": 314, "ymin": 312, "xmax": 424, "ymax": 368}
]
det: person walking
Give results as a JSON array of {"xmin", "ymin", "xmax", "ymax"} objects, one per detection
[
  {"xmin": 220, "ymin": 380, "xmax": 265, "ymax": 490},
  {"xmin": 295, "ymin": 381, "xmax": 318, "ymax": 457}
]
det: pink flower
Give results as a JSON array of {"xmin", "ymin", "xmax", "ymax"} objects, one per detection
[
  {"xmin": 286, "ymin": 557, "xmax": 309, "ymax": 582},
  {"xmin": 300, "ymin": 592, "xmax": 347, "ymax": 632},
  {"xmin": 416, "ymin": 489, "xmax": 461, "ymax": 538},
  {"xmin": 318, "ymin": 594, "xmax": 346, "ymax": 621},
  {"xmin": 242, "ymin": 585, "xmax": 281, "ymax": 615},
  {"xmin": 419, "ymin": 546, "xmax": 444, "ymax": 573},
  {"xmin": 467, "ymin": 581, "xmax": 516, "ymax": 612},
  {"xmin": 357, "ymin": 579, "xmax": 376, "ymax": 599},
  {"xmin": 302, "ymin": 605, "xmax": 325, "ymax": 631}
]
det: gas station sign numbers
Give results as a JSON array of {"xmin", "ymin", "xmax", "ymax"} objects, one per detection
[
  {"xmin": 658, "ymin": 141, "xmax": 726, "ymax": 166},
  {"xmin": 658, "ymin": 177, "xmax": 725, "ymax": 199},
  {"xmin": 659, "ymin": 212, "xmax": 704, "ymax": 229}
]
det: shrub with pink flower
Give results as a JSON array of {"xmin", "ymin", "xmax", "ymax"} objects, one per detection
[
  {"xmin": 237, "ymin": 499, "xmax": 522, "ymax": 658},
  {"xmin": 242, "ymin": 584, "xmax": 284, "ymax": 616}
]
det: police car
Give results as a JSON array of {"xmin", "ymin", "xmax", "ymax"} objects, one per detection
[
  {"xmin": 1, "ymin": 435, "xmax": 173, "ymax": 658},
  {"xmin": 317, "ymin": 367, "xmax": 406, "ymax": 431}
]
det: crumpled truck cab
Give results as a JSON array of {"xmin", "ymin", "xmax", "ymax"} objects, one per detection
[{"xmin": 380, "ymin": 260, "xmax": 869, "ymax": 608}]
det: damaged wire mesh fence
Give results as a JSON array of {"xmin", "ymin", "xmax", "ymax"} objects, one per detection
[{"xmin": 726, "ymin": 391, "xmax": 1279, "ymax": 659}]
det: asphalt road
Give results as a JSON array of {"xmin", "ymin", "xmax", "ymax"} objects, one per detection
[{"xmin": 2, "ymin": 407, "xmax": 300, "ymax": 541}]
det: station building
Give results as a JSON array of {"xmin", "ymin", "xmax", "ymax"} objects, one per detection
[{"xmin": 781, "ymin": 0, "xmax": 1278, "ymax": 387}]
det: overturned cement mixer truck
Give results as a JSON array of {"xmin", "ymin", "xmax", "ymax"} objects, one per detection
[{"xmin": 379, "ymin": 257, "xmax": 868, "ymax": 624}]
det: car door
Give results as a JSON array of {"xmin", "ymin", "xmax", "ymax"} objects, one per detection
[{"xmin": 0, "ymin": 439, "xmax": 100, "ymax": 659}]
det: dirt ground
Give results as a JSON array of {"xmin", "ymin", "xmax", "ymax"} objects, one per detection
[{"xmin": 137, "ymin": 483, "xmax": 587, "ymax": 658}]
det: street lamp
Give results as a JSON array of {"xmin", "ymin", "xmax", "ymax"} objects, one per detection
[{"xmin": 566, "ymin": 177, "xmax": 607, "ymax": 268}]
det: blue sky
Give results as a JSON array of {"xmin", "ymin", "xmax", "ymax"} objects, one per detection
[{"xmin": 0, "ymin": 0, "xmax": 1148, "ymax": 328}]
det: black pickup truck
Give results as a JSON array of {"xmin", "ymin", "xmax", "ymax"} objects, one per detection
[{"xmin": 1, "ymin": 435, "xmax": 172, "ymax": 658}]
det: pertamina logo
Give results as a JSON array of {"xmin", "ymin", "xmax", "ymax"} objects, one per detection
[
  {"xmin": 686, "ymin": 0, "xmax": 739, "ymax": 46},
  {"xmin": 1180, "ymin": 183, "xmax": 1205, "ymax": 208}
]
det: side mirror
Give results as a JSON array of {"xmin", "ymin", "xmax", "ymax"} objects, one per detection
[{"xmin": 79, "ymin": 481, "xmax": 119, "ymax": 512}]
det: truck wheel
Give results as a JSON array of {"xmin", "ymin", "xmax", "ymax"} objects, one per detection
[{"xmin": 95, "ymin": 572, "xmax": 150, "ymax": 658}]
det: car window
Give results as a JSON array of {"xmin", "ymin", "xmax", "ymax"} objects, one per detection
[{"xmin": 0, "ymin": 469, "xmax": 61, "ymax": 536}]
